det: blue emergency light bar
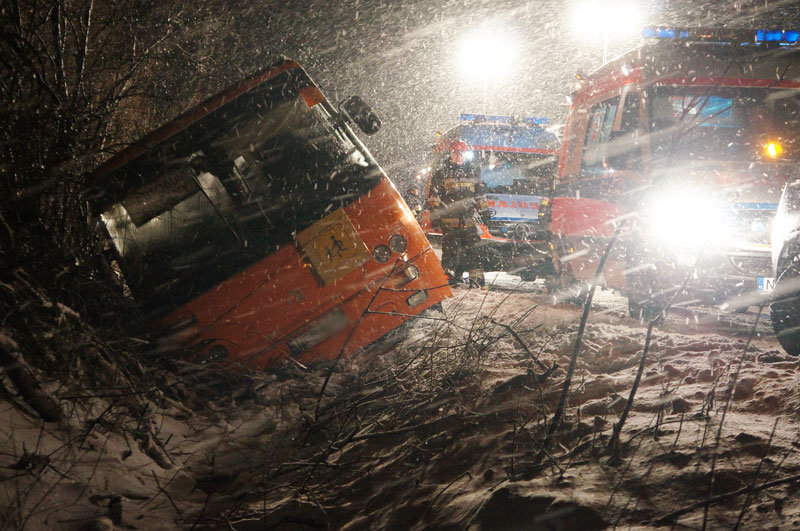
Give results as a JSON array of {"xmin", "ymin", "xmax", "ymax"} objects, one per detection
[
  {"xmin": 642, "ymin": 27, "xmax": 689, "ymax": 39},
  {"xmin": 756, "ymin": 29, "xmax": 800, "ymax": 44},
  {"xmin": 642, "ymin": 27, "xmax": 688, "ymax": 39},
  {"xmin": 522, "ymin": 117, "xmax": 550, "ymax": 125},
  {"xmin": 642, "ymin": 26, "xmax": 799, "ymax": 46},
  {"xmin": 459, "ymin": 113, "xmax": 550, "ymax": 125}
]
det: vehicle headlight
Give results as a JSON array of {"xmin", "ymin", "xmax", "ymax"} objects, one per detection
[
  {"xmin": 765, "ymin": 141, "xmax": 784, "ymax": 159},
  {"xmin": 373, "ymin": 245, "xmax": 391, "ymax": 263},
  {"xmin": 644, "ymin": 191, "xmax": 731, "ymax": 247},
  {"xmin": 389, "ymin": 234, "xmax": 407, "ymax": 253}
]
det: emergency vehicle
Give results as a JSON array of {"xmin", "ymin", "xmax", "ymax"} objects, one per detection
[
  {"xmin": 546, "ymin": 27, "xmax": 800, "ymax": 318},
  {"xmin": 421, "ymin": 114, "xmax": 560, "ymax": 282},
  {"xmin": 769, "ymin": 179, "xmax": 800, "ymax": 355}
]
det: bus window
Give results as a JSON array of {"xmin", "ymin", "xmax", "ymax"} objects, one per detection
[{"xmin": 101, "ymin": 89, "xmax": 380, "ymax": 314}]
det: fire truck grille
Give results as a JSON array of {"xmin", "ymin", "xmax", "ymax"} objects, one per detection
[
  {"xmin": 727, "ymin": 254, "xmax": 771, "ymax": 277},
  {"xmin": 731, "ymin": 209, "xmax": 776, "ymax": 245}
]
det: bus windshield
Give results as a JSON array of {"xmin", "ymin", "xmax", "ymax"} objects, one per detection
[
  {"xmin": 100, "ymin": 70, "xmax": 382, "ymax": 314},
  {"xmin": 648, "ymin": 86, "xmax": 800, "ymax": 162}
]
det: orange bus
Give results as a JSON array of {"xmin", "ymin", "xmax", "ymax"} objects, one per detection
[{"xmin": 88, "ymin": 58, "xmax": 450, "ymax": 371}]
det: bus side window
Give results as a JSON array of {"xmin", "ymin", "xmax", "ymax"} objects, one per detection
[
  {"xmin": 562, "ymin": 176, "xmax": 625, "ymax": 203},
  {"xmin": 582, "ymin": 97, "xmax": 620, "ymax": 174}
]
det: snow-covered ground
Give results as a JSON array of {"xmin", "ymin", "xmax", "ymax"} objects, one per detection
[
  {"xmin": 2, "ymin": 274, "xmax": 798, "ymax": 529},
  {"xmin": 197, "ymin": 279, "xmax": 798, "ymax": 528}
]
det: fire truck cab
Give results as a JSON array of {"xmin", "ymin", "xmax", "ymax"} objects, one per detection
[
  {"xmin": 548, "ymin": 27, "xmax": 800, "ymax": 318},
  {"xmin": 421, "ymin": 114, "xmax": 560, "ymax": 283}
]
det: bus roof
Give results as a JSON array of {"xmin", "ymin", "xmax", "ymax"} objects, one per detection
[{"xmin": 89, "ymin": 58, "xmax": 307, "ymax": 186}]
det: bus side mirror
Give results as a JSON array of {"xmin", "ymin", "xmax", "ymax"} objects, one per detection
[{"xmin": 340, "ymin": 96, "xmax": 381, "ymax": 135}]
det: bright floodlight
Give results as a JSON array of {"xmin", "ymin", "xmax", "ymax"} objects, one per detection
[
  {"xmin": 572, "ymin": 1, "xmax": 641, "ymax": 62},
  {"xmin": 572, "ymin": 1, "xmax": 642, "ymax": 38},
  {"xmin": 457, "ymin": 30, "xmax": 515, "ymax": 82}
]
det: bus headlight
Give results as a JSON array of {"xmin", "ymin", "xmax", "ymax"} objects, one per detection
[
  {"xmin": 389, "ymin": 234, "xmax": 407, "ymax": 253},
  {"xmin": 373, "ymin": 245, "xmax": 391, "ymax": 262}
]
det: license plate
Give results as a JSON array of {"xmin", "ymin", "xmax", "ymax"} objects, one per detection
[{"xmin": 757, "ymin": 277, "xmax": 775, "ymax": 292}]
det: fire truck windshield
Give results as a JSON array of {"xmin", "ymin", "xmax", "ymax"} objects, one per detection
[
  {"xmin": 648, "ymin": 86, "xmax": 800, "ymax": 163},
  {"xmin": 432, "ymin": 151, "xmax": 554, "ymax": 196},
  {"xmin": 101, "ymin": 73, "xmax": 381, "ymax": 313}
]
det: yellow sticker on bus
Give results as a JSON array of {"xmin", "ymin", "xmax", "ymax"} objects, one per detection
[{"xmin": 296, "ymin": 208, "xmax": 371, "ymax": 285}]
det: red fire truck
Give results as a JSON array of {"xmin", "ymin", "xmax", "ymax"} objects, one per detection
[
  {"xmin": 546, "ymin": 27, "xmax": 800, "ymax": 318},
  {"xmin": 88, "ymin": 59, "xmax": 451, "ymax": 371},
  {"xmin": 421, "ymin": 114, "xmax": 560, "ymax": 283}
]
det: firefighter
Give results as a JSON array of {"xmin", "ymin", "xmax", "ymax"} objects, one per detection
[
  {"xmin": 403, "ymin": 185, "xmax": 423, "ymax": 219},
  {"xmin": 432, "ymin": 157, "xmax": 489, "ymax": 287}
]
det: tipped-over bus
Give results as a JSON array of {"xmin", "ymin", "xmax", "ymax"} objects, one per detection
[{"xmin": 88, "ymin": 58, "xmax": 451, "ymax": 371}]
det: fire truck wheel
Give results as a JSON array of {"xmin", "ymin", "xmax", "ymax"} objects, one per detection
[
  {"xmin": 554, "ymin": 278, "xmax": 589, "ymax": 306},
  {"xmin": 770, "ymin": 259, "xmax": 800, "ymax": 356},
  {"xmin": 546, "ymin": 260, "xmax": 589, "ymax": 305},
  {"xmin": 569, "ymin": 283, "xmax": 590, "ymax": 307}
]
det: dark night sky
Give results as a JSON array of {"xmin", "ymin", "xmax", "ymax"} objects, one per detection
[{"xmin": 238, "ymin": 0, "xmax": 800, "ymax": 189}]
